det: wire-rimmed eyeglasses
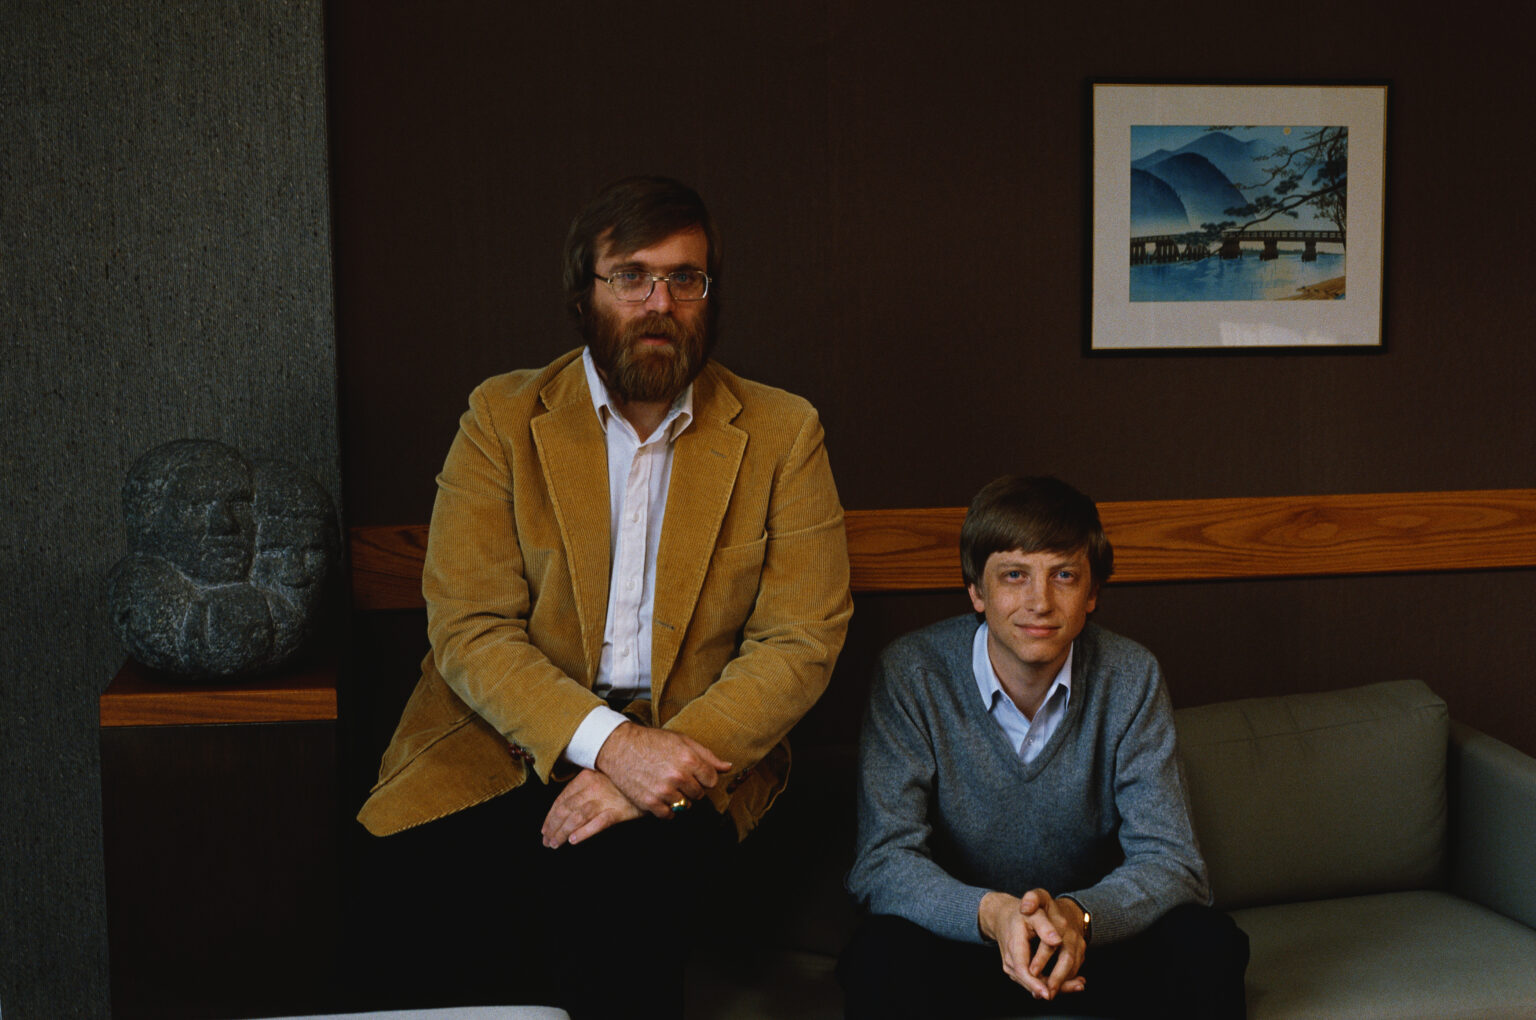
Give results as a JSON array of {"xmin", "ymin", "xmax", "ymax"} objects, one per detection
[{"xmin": 594, "ymin": 269, "xmax": 711, "ymax": 302}]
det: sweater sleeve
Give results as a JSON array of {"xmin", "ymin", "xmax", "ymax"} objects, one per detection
[
  {"xmin": 1062, "ymin": 653, "xmax": 1212, "ymax": 944},
  {"xmin": 845, "ymin": 648, "xmax": 994, "ymax": 944}
]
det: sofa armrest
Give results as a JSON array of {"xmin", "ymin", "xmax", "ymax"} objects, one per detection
[{"xmin": 1449, "ymin": 721, "xmax": 1536, "ymax": 929}]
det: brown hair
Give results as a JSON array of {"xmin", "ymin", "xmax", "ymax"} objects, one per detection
[
  {"xmin": 960, "ymin": 475, "xmax": 1114, "ymax": 591},
  {"xmin": 562, "ymin": 175, "xmax": 721, "ymax": 325}
]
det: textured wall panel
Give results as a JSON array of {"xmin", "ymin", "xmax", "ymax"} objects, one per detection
[{"xmin": 0, "ymin": 2, "xmax": 338, "ymax": 1016}]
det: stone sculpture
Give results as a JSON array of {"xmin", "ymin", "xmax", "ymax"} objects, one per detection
[{"xmin": 106, "ymin": 439, "xmax": 339, "ymax": 679}]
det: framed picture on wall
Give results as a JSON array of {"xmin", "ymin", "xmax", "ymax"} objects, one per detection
[{"xmin": 1088, "ymin": 81, "xmax": 1389, "ymax": 353}]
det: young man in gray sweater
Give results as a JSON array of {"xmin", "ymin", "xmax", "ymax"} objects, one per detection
[{"xmin": 840, "ymin": 475, "xmax": 1248, "ymax": 1018}]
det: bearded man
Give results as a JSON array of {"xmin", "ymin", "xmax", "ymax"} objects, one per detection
[{"xmin": 357, "ymin": 176, "xmax": 852, "ymax": 1018}]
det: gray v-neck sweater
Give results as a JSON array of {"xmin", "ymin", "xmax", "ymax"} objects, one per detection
[{"xmin": 846, "ymin": 615, "xmax": 1210, "ymax": 946}]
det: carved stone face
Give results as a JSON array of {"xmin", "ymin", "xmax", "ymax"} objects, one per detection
[
  {"xmin": 111, "ymin": 440, "xmax": 339, "ymax": 679},
  {"xmin": 144, "ymin": 451, "xmax": 255, "ymax": 584},
  {"xmin": 250, "ymin": 458, "xmax": 337, "ymax": 600},
  {"xmin": 251, "ymin": 518, "xmax": 330, "ymax": 591}
]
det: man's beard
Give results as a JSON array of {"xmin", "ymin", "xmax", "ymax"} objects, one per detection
[{"xmin": 584, "ymin": 306, "xmax": 713, "ymax": 405}]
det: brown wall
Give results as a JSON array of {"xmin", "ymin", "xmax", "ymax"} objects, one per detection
[{"xmin": 327, "ymin": 2, "xmax": 1536, "ymax": 753}]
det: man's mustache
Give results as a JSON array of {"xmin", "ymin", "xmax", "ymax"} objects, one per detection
[{"xmin": 621, "ymin": 314, "xmax": 686, "ymax": 345}]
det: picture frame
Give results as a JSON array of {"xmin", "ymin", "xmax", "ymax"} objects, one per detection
[{"xmin": 1088, "ymin": 81, "xmax": 1389, "ymax": 353}]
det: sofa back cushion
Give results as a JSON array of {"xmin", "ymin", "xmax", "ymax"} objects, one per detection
[{"xmin": 1174, "ymin": 679, "xmax": 1448, "ymax": 910}]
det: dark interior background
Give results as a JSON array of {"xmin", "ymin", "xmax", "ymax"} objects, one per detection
[
  {"xmin": 4, "ymin": 2, "xmax": 1531, "ymax": 1016},
  {"xmin": 327, "ymin": 0, "xmax": 1534, "ymax": 761}
]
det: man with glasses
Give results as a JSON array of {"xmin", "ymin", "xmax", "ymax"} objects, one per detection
[{"xmin": 358, "ymin": 176, "xmax": 853, "ymax": 1017}]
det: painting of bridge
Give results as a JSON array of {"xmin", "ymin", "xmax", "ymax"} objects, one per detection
[
  {"xmin": 1090, "ymin": 82, "xmax": 1387, "ymax": 349},
  {"xmin": 1128, "ymin": 124, "xmax": 1348, "ymax": 302},
  {"xmin": 1131, "ymin": 229, "xmax": 1345, "ymax": 265}
]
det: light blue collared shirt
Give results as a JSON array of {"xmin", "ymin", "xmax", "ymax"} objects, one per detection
[{"xmin": 972, "ymin": 622, "xmax": 1073, "ymax": 764}]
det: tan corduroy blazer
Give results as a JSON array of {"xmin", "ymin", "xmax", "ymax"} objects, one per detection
[{"xmin": 357, "ymin": 349, "xmax": 853, "ymax": 839}]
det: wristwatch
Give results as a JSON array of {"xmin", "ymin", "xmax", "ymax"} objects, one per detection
[{"xmin": 1060, "ymin": 895, "xmax": 1092, "ymax": 944}]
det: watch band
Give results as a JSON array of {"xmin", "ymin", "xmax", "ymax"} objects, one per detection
[{"xmin": 1060, "ymin": 894, "xmax": 1092, "ymax": 944}]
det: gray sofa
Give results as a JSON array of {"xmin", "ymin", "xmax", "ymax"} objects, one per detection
[{"xmin": 687, "ymin": 679, "xmax": 1536, "ymax": 1019}]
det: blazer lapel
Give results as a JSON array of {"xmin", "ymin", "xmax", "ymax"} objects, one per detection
[
  {"xmin": 651, "ymin": 368, "xmax": 745, "ymax": 698},
  {"xmin": 531, "ymin": 363, "xmax": 611, "ymax": 682}
]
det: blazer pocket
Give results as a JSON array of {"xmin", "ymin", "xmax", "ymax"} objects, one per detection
[{"xmin": 704, "ymin": 533, "xmax": 768, "ymax": 622}]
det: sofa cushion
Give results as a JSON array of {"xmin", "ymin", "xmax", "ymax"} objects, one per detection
[
  {"xmin": 1232, "ymin": 890, "xmax": 1536, "ymax": 1019},
  {"xmin": 1175, "ymin": 679, "xmax": 1448, "ymax": 909}
]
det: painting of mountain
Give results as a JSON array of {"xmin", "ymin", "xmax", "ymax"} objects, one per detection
[
  {"xmin": 1130, "ymin": 125, "xmax": 1341, "ymax": 234},
  {"xmin": 1130, "ymin": 168, "xmax": 1190, "ymax": 235},
  {"xmin": 1125, "ymin": 124, "xmax": 1349, "ymax": 303},
  {"xmin": 1160, "ymin": 131, "xmax": 1272, "ymax": 187},
  {"xmin": 1132, "ymin": 153, "xmax": 1246, "ymax": 235},
  {"xmin": 1092, "ymin": 82, "xmax": 1385, "ymax": 346}
]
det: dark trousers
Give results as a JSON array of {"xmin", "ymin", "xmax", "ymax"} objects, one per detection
[
  {"xmin": 837, "ymin": 903, "xmax": 1249, "ymax": 1019},
  {"xmin": 355, "ymin": 778, "xmax": 736, "ymax": 1019}
]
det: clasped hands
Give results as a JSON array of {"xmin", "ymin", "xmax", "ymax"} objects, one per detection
[
  {"xmin": 540, "ymin": 721, "xmax": 730, "ymax": 848},
  {"xmin": 978, "ymin": 888, "xmax": 1089, "ymax": 1001}
]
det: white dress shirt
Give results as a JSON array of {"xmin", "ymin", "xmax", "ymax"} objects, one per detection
[
  {"xmin": 563, "ymin": 347, "xmax": 694, "ymax": 770},
  {"xmin": 972, "ymin": 622, "xmax": 1073, "ymax": 764}
]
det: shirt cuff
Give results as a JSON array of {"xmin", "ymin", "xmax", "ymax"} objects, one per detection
[{"xmin": 564, "ymin": 704, "xmax": 630, "ymax": 771}]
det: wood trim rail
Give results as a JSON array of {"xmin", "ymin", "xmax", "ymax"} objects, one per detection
[
  {"xmin": 350, "ymin": 488, "xmax": 1536, "ymax": 609},
  {"xmin": 101, "ymin": 488, "xmax": 1535, "ymax": 728}
]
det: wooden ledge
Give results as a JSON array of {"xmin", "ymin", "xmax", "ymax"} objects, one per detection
[
  {"xmin": 848, "ymin": 488, "xmax": 1536, "ymax": 590},
  {"xmin": 100, "ymin": 657, "xmax": 338, "ymax": 728},
  {"xmin": 350, "ymin": 488, "xmax": 1536, "ymax": 607}
]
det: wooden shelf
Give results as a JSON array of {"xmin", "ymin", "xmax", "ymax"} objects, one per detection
[{"xmin": 99, "ymin": 657, "xmax": 338, "ymax": 727}]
